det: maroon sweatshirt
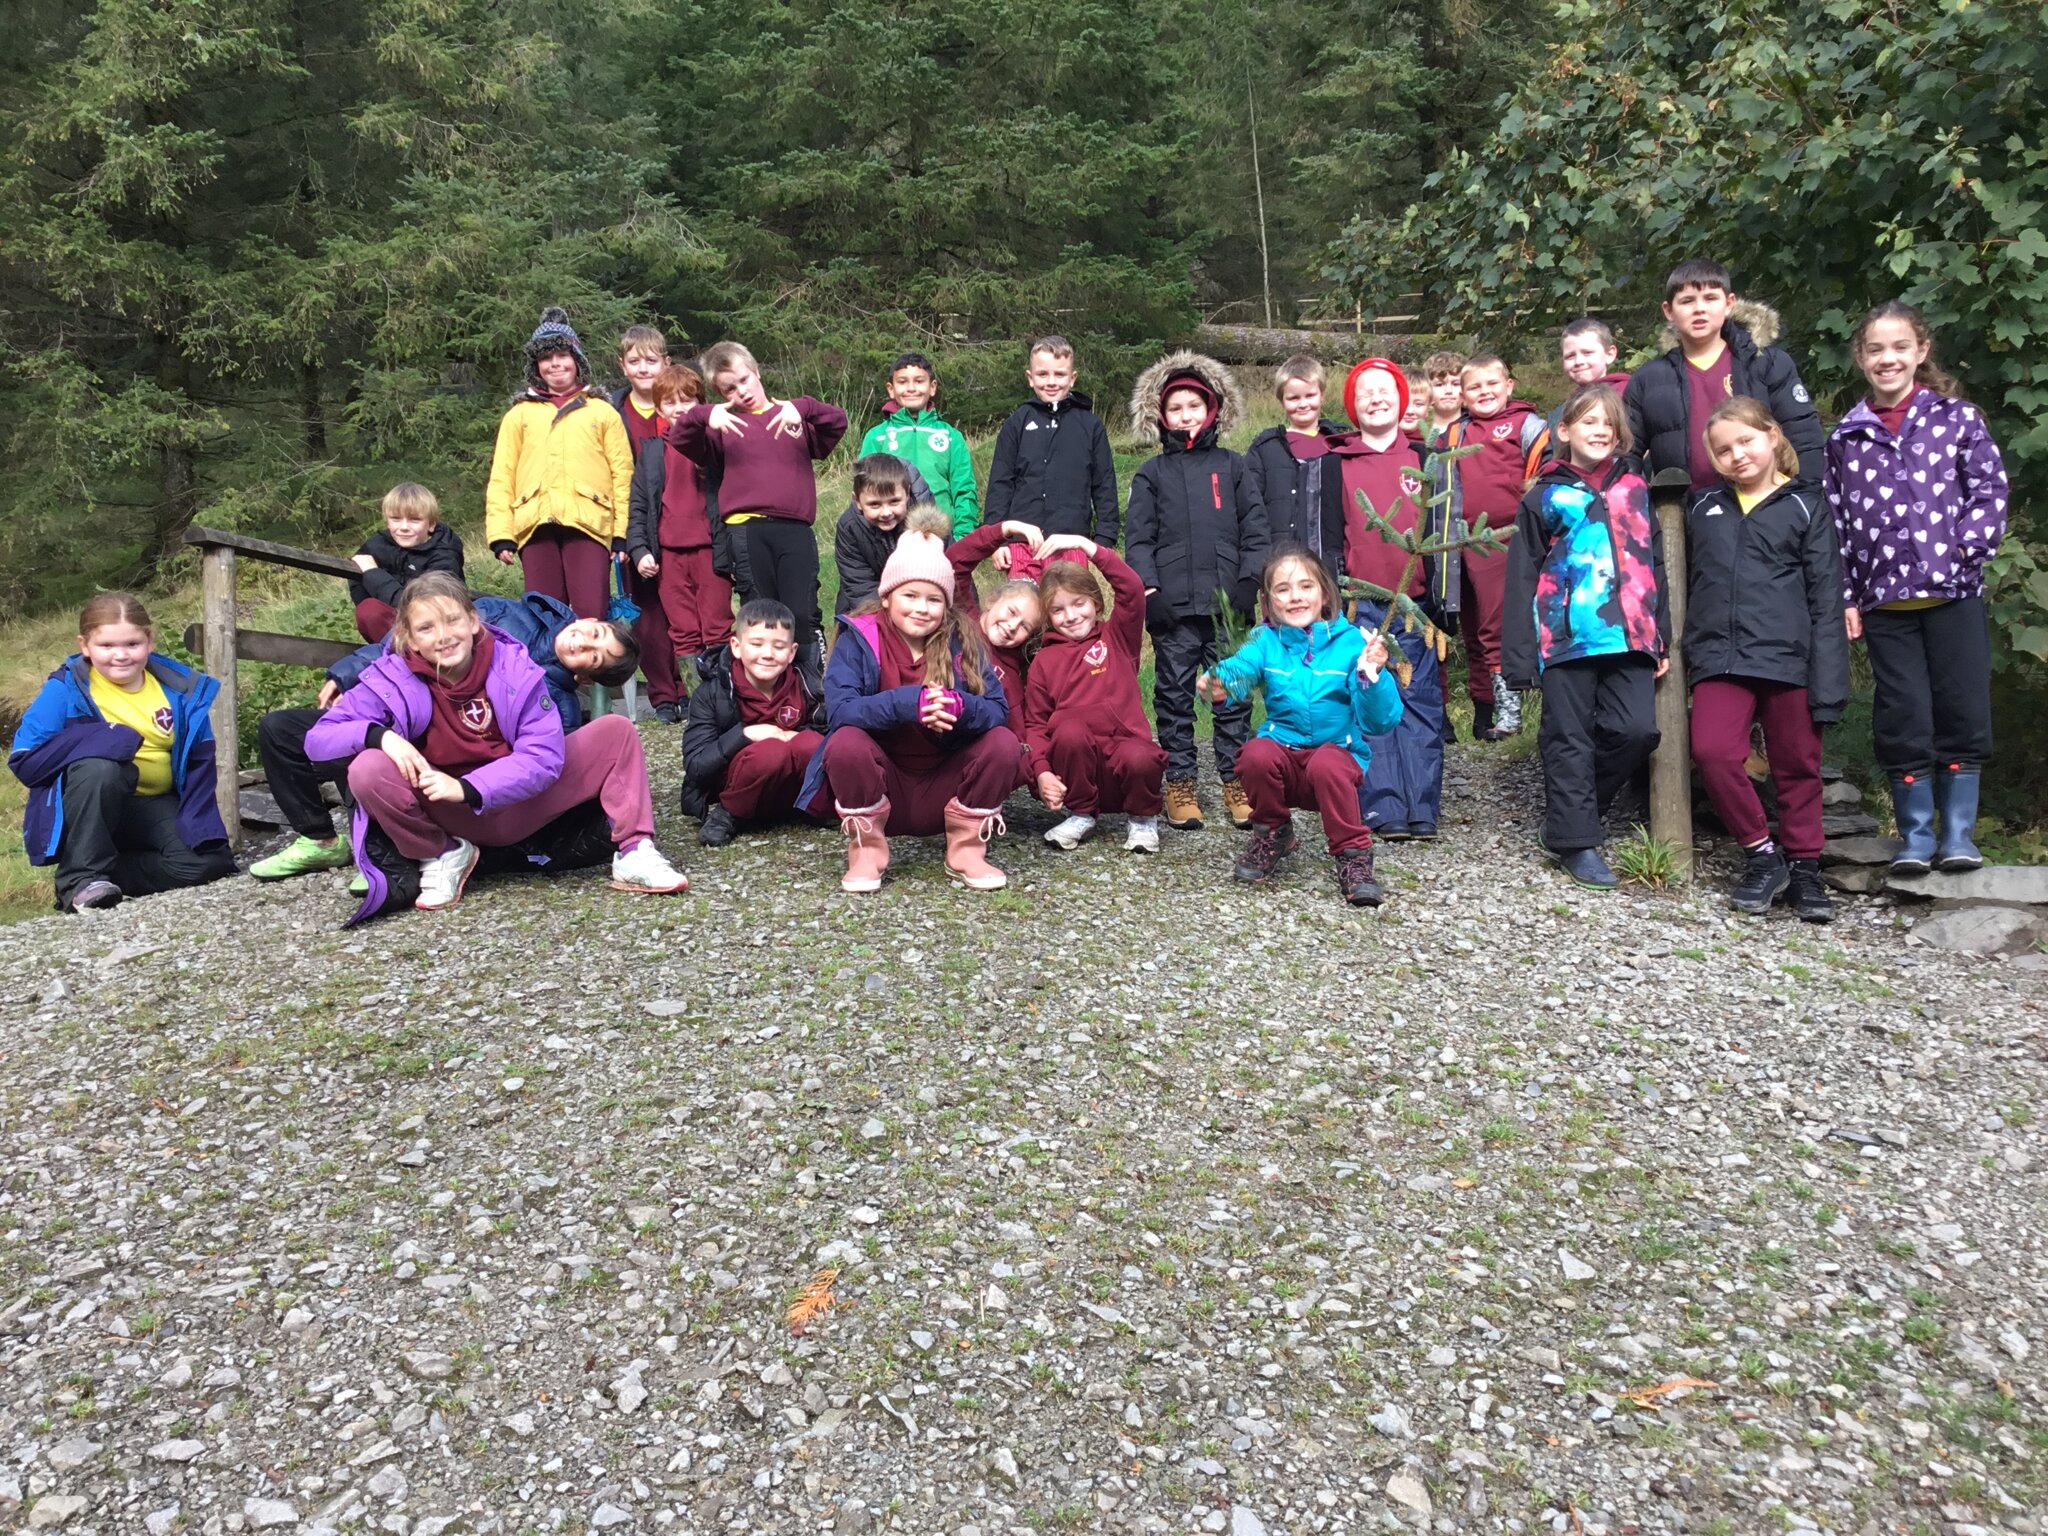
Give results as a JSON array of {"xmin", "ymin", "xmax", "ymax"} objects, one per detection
[
  {"xmin": 405, "ymin": 630, "xmax": 511, "ymax": 776},
  {"xmin": 1457, "ymin": 400, "xmax": 1548, "ymax": 524},
  {"xmin": 1023, "ymin": 548, "xmax": 1151, "ymax": 776},
  {"xmin": 1334, "ymin": 434, "xmax": 1428, "ymax": 596},
  {"xmin": 669, "ymin": 397, "xmax": 849, "ymax": 524},
  {"xmin": 660, "ymin": 446, "xmax": 713, "ymax": 550},
  {"xmin": 734, "ymin": 659, "xmax": 811, "ymax": 732},
  {"xmin": 949, "ymin": 521, "xmax": 1032, "ymax": 732}
]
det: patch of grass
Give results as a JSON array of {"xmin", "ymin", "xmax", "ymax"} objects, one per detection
[{"xmin": 1609, "ymin": 824, "xmax": 1680, "ymax": 887}]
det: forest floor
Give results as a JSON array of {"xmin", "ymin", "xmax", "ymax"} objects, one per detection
[{"xmin": 1, "ymin": 735, "xmax": 2043, "ymax": 1536}]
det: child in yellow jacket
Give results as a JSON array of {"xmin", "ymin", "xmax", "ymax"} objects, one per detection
[{"xmin": 486, "ymin": 307, "xmax": 635, "ymax": 620}]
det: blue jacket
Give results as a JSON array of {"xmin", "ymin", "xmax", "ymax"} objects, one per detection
[
  {"xmin": 326, "ymin": 593, "xmax": 585, "ymax": 729},
  {"xmin": 1212, "ymin": 616, "xmax": 1404, "ymax": 777},
  {"xmin": 797, "ymin": 612, "xmax": 1012, "ymax": 815},
  {"xmin": 9, "ymin": 653, "xmax": 228, "ymax": 866}
]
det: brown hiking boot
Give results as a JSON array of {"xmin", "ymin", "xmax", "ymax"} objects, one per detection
[
  {"xmin": 1220, "ymin": 778, "xmax": 1254, "ymax": 829},
  {"xmin": 1164, "ymin": 777, "xmax": 1204, "ymax": 830}
]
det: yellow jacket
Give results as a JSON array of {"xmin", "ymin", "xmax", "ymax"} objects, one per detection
[{"xmin": 485, "ymin": 392, "xmax": 634, "ymax": 550}]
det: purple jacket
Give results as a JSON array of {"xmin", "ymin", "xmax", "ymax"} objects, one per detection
[
  {"xmin": 1824, "ymin": 391, "xmax": 2008, "ymax": 608},
  {"xmin": 305, "ymin": 625, "xmax": 566, "ymax": 924}
]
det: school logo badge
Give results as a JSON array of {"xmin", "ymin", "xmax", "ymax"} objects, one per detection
[
  {"xmin": 1398, "ymin": 468, "xmax": 1425, "ymax": 499},
  {"xmin": 152, "ymin": 706, "xmax": 174, "ymax": 734},
  {"xmin": 776, "ymin": 703, "xmax": 802, "ymax": 728},
  {"xmin": 460, "ymin": 697, "xmax": 494, "ymax": 733},
  {"xmin": 929, "ymin": 430, "xmax": 951, "ymax": 452},
  {"xmin": 1084, "ymin": 639, "xmax": 1109, "ymax": 667},
  {"xmin": 1492, "ymin": 419, "xmax": 1514, "ymax": 439}
]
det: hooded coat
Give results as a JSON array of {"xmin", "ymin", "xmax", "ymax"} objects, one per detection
[
  {"xmin": 349, "ymin": 523, "xmax": 467, "ymax": 610},
  {"xmin": 982, "ymin": 390, "xmax": 1119, "ymax": 544},
  {"xmin": 679, "ymin": 643, "xmax": 827, "ymax": 818},
  {"xmin": 1244, "ymin": 418, "xmax": 1352, "ymax": 564},
  {"xmin": 485, "ymin": 389, "xmax": 635, "ymax": 553},
  {"xmin": 1623, "ymin": 299, "xmax": 1824, "ymax": 482},
  {"xmin": 1124, "ymin": 351, "xmax": 1270, "ymax": 623}
]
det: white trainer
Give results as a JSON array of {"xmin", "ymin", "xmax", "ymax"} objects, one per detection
[
  {"xmin": 1124, "ymin": 816, "xmax": 1160, "ymax": 854},
  {"xmin": 610, "ymin": 841, "xmax": 689, "ymax": 894},
  {"xmin": 415, "ymin": 838, "xmax": 479, "ymax": 910},
  {"xmin": 1043, "ymin": 814, "xmax": 1098, "ymax": 850}
]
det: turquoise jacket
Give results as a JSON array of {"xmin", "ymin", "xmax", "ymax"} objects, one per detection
[
  {"xmin": 1213, "ymin": 616, "xmax": 1404, "ymax": 775},
  {"xmin": 860, "ymin": 408, "xmax": 980, "ymax": 537}
]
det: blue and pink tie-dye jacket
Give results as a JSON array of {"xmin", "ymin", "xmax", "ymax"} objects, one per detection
[{"xmin": 1501, "ymin": 456, "xmax": 1669, "ymax": 688}]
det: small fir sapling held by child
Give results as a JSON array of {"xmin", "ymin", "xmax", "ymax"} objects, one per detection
[
  {"xmin": 680, "ymin": 598, "xmax": 827, "ymax": 848},
  {"xmin": 9, "ymin": 592, "xmax": 236, "ymax": 912},
  {"xmin": 1199, "ymin": 548, "xmax": 1403, "ymax": 907},
  {"xmin": 1825, "ymin": 301, "xmax": 2008, "ymax": 876},
  {"xmin": 1499, "ymin": 384, "xmax": 1668, "ymax": 893},
  {"xmin": 1024, "ymin": 534, "xmax": 1169, "ymax": 854},
  {"xmin": 349, "ymin": 483, "xmax": 465, "ymax": 643},
  {"xmin": 1687, "ymin": 397, "xmax": 1846, "ymax": 922},
  {"xmin": 797, "ymin": 531, "xmax": 1025, "ymax": 893}
]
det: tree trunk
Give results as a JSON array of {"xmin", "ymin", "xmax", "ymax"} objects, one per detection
[{"xmin": 144, "ymin": 336, "xmax": 200, "ymax": 582}]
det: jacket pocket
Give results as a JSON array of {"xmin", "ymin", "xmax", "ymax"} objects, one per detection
[{"xmin": 575, "ymin": 482, "xmax": 615, "ymax": 512}]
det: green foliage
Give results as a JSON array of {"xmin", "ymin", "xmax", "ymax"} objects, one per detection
[{"xmin": 1609, "ymin": 825, "xmax": 1680, "ymax": 888}]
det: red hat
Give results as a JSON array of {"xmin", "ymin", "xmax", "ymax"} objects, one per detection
[{"xmin": 1341, "ymin": 357, "xmax": 1411, "ymax": 428}]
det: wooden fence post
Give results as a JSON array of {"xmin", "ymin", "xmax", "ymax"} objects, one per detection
[
  {"xmin": 1648, "ymin": 468, "xmax": 1692, "ymax": 877},
  {"xmin": 199, "ymin": 545, "xmax": 241, "ymax": 847}
]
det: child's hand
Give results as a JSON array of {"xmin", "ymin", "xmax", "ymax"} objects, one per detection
[
  {"xmin": 379, "ymin": 732, "xmax": 430, "ymax": 786},
  {"xmin": 1038, "ymin": 533, "xmax": 1096, "ymax": 560},
  {"xmin": 991, "ymin": 545, "xmax": 1013, "ymax": 572},
  {"xmin": 316, "ymin": 680, "xmax": 341, "ymax": 711},
  {"xmin": 636, "ymin": 554, "xmax": 659, "ymax": 579},
  {"xmin": 919, "ymin": 687, "xmax": 958, "ymax": 732},
  {"xmin": 707, "ymin": 403, "xmax": 741, "ymax": 435},
  {"xmin": 1036, "ymin": 770, "xmax": 1066, "ymax": 810},
  {"xmin": 766, "ymin": 400, "xmax": 803, "ymax": 439},
  {"xmin": 416, "ymin": 768, "xmax": 468, "ymax": 804},
  {"xmin": 742, "ymin": 723, "xmax": 790, "ymax": 742},
  {"xmin": 1844, "ymin": 605, "xmax": 1862, "ymax": 641},
  {"xmin": 1196, "ymin": 671, "xmax": 1228, "ymax": 706},
  {"xmin": 1654, "ymin": 655, "xmax": 1670, "ymax": 680},
  {"xmin": 497, "ymin": 548, "xmax": 518, "ymax": 566},
  {"xmin": 1359, "ymin": 634, "xmax": 1390, "ymax": 679},
  {"xmin": 1002, "ymin": 521, "xmax": 1044, "ymax": 550},
  {"xmin": 352, "ymin": 553, "xmax": 379, "ymax": 572}
]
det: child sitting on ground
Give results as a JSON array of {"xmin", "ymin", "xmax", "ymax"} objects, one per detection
[
  {"xmin": 1202, "ymin": 547, "xmax": 1403, "ymax": 907},
  {"xmin": 349, "ymin": 483, "xmax": 465, "ymax": 642},
  {"xmin": 11, "ymin": 592, "xmax": 236, "ymax": 912},
  {"xmin": 670, "ymin": 341, "xmax": 848, "ymax": 661},
  {"xmin": 859, "ymin": 352, "xmax": 980, "ymax": 538},
  {"xmin": 1688, "ymin": 398, "xmax": 1846, "ymax": 922},
  {"xmin": 680, "ymin": 599, "xmax": 827, "ymax": 847},
  {"xmin": 798, "ymin": 531, "xmax": 1023, "ymax": 892},
  {"xmin": 305, "ymin": 573, "xmax": 688, "ymax": 921},
  {"xmin": 1126, "ymin": 349, "xmax": 1270, "ymax": 831},
  {"xmin": 250, "ymin": 595, "xmax": 639, "ymax": 882},
  {"xmin": 1024, "ymin": 534, "xmax": 1167, "ymax": 854},
  {"xmin": 627, "ymin": 362, "xmax": 731, "ymax": 715},
  {"xmin": 834, "ymin": 455, "xmax": 937, "ymax": 617},
  {"xmin": 1500, "ymin": 383, "xmax": 1668, "ymax": 891}
]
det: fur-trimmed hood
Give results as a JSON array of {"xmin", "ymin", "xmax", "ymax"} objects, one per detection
[
  {"xmin": 1658, "ymin": 297, "xmax": 1781, "ymax": 353},
  {"xmin": 1128, "ymin": 350, "xmax": 1246, "ymax": 446}
]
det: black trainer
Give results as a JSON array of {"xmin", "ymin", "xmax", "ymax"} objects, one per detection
[
  {"xmin": 1729, "ymin": 845, "xmax": 1790, "ymax": 914},
  {"xmin": 1336, "ymin": 847, "xmax": 1384, "ymax": 907},
  {"xmin": 653, "ymin": 701, "xmax": 683, "ymax": 725},
  {"xmin": 1785, "ymin": 859, "xmax": 1834, "ymax": 924},
  {"xmin": 1233, "ymin": 818, "xmax": 1297, "ymax": 883},
  {"xmin": 699, "ymin": 805, "xmax": 739, "ymax": 847}
]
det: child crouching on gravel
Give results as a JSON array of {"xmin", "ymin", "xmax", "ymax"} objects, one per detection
[
  {"xmin": 305, "ymin": 573, "xmax": 689, "ymax": 921},
  {"xmin": 680, "ymin": 599, "xmax": 826, "ymax": 847},
  {"xmin": 1202, "ymin": 547, "xmax": 1402, "ymax": 906},
  {"xmin": 1024, "ymin": 534, "xmax": 1167, "ymax": 853}
]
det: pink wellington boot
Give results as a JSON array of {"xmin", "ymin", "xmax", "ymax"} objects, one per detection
[
  {"xmin": 943, "ymin": 799, "xmax": 1008, "ymax": 891},
  {"xmin": 837, "ymin": 798, "xmax": 891, "ymax": 893}
]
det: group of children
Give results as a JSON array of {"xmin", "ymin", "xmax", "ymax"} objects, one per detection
[{"xmin": 9, "ymin": 267, "xmax": 2009, "ymax": 924}]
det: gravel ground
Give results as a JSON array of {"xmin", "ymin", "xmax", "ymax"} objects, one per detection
[{"xmin": 2, "ymin": 734, "xmax": 2042, "ymax": 1536}]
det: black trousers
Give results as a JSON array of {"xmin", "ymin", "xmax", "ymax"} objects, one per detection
[
  {"xmin": 1538, "ymin": 653, "xmax": 1660, "ymax": 852},
  {"xmin": 730, "ymin": 518, "xmax": 821, "ymax": 649},
  {"xmin": 56, "ymin": 758, "xmax": 235, "ymax": 906},
  {"xmin": 1149, "ymin": 615, "xmax": 1252, "ymax": 782},
  {"xmin": 258, "ymin": 707, "xmax": 346, "ymax": 839},
  {"xmin": 1862, "ymin": 596, "xmax": 1994, "ymax": 777}
]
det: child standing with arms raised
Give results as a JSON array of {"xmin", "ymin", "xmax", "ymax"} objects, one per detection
[
  {"xmin": 1826, "ymin": 302, "xmax": 2008, "ymax": 874},
  {"xmin": 1501, "ymin": 383, "xmax": 1667, "ymax": 891},
  {"xmin": 1024, "ymin": 534, "xmax": 1167, "ymax": 853},
  {"xmin": 1126, "ymin": 350, "xmax": 1270, "ymax": 831},
  {"xmin": 486, "ymin": 307, "xmax": 634, "ymax": 620},
  {"xmin": 11, "ymin": 594, "xmax": 236, "ymax": 911},
  {"xmin": 1688, "ymin": 399, "xmax": 1846, "ymax": 920},
  {"xmin": 671, "ymin": 341, "xmax": 847, "ymax": 660},
  {"xmin": 1202, "ymin": 548, "xmax": 1403, "ymax": 906}
]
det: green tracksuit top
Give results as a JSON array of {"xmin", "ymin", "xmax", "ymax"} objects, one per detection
[{"xmin": 858, "ymin": 408, "xmax": 980, "ymax": 537}]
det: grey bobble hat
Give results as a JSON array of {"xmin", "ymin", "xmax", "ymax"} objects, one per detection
[{"xmin": 524, "ymin": 306, "xmax": 590, "ymax": 389}]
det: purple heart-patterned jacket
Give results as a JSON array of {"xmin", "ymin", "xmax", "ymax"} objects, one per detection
[{"xmin": 1823, "ymin": 390, "xmax": 2007, "ymax": 609}]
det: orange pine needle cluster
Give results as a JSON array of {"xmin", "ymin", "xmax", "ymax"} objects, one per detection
[{"xmin": 786, "ymin": 1267, "xmax": 840, "ymax": 1333}]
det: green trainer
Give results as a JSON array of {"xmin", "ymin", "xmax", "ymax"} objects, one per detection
[
  {"xmin": 348, "ymin": 870, "xmax": 368, "ymax": 897},
  {"xmin": 250, "ymin": 835, "xmax": 351, "ymax": 882}
]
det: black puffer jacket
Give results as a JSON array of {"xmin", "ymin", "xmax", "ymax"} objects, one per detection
[
  {"xmin": 1243, "ymin": 420, "xmax": 1349, "ymax": 565},
  {"xmin": 982, "ymin": 392, "xmax": 1119, "ymax": 544},
  {"xmin": 831, "ymin": 460, "xmax": 935, "ymax": 617},
  {"xmin": 1623, "ymin": 300, "xmax": 1824, "ymax": 482},
  {"xmin": 348, "ymin": 522, "xmax": 466, "ymax": 609},
  {"xmin": 678, "ymin": 644, "xmax": 826, "ymax": 818},
  {"xmin": 1682, "ymin": 477, "xmax": 1849, "ymax": 723},
  {"xmin": 1123, "ymin": 351, "xmax": 1270, "ymax": 623}
]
